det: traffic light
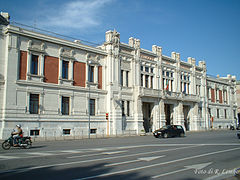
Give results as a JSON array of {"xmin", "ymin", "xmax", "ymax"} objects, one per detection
[{"xmin": 106, "ymin": 113, "xmax": 109, "ymax": 120}]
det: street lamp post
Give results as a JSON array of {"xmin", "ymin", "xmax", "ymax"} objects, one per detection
[
  {"xmin": 88, "ymin": 83, "xmax": 91, "ymax": 139},
  {"xmin": 157, "ymin": 75, "xmax": 160, "ymax": 129}
]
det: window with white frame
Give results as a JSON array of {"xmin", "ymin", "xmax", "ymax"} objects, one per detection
[
  {"xmin": 62, "ymin": 60, "xmax": 69, "ymax": 79},
  {"xmin": 29, "ymin": 94, "xmax": 39, "ymax": 114},
  {"xmin": 62, "ymin": 96, "xmax": 69, "ymax": 115},
  {"xmin": 31, "ymin": 55, "xmax": 39, "ymax": 75},
  {"xmin": 88, "ymin": 65, "xmax": 94, "ymax": 82},
  {"xmin": 90, "ymin": 99, "xmax": 95, "ymax": 116}
]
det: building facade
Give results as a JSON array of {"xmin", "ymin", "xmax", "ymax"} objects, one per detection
[{"xmin": 0, "ymin": 13, "xmax": 237, "ymax": 139}]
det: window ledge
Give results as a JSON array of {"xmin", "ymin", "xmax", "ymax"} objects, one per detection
[{"xmin": 59, "ymin": 78, "xmax": 74, "ymax": 85}]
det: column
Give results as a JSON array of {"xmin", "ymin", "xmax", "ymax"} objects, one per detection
[
  {"xmin": 94, "ymin": 65, "xmax": 98, "ymax": 84},
  {"xmin": 26, "ymin": 92, "xmax": 30, "ymax": 114},
  {"xmin": 69, "ymin": 60, "xmax": 74, "ymax": 81},
  {"xmin": 159, "ymin": 99, "xmax": 165, "ymax": 127},
  {"xmin": 148, "ymin": 76, "xmax": 151, "ymax": 89},
  {"xmin": 86, "ymin": 64, "xmax": 89, "ymax": 82},
  {"xmin": 143, "ymin": 75, "xmax": 145, "ymax": 88},
  {"xmin": 169, "ymin": 79, "xmax": 172, "ymax": 92},
  {"xmin": 123, "ymin": 70, "xmax": 126, "ymax": 87},
  {"xmin": 40, "ymin": 54, "xmax": 44, "ymax": 77},
  {"xmin": 191, "ymin": 103, "xmax": 199, "ymax": 130},
  {"xmin": 159, "ymin": 68, "xmax": 163, "ymax": 91},
  {"xmin": 176, "ymin": 102, "xmax": 184, "ymax": 128},
  {"xmin": 27, "ymin": 51, "xmax": 31, "ymax": 77},
  {"xmin": 59, "ymin": 59, "xmax": 62, "ymax": 79}
]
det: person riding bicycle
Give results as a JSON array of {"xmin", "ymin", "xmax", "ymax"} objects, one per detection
[{"xmin": 12, "ymin": 124, "xmax": 23, "ymax": 146}]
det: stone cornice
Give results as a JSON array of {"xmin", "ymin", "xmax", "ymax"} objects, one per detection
[
  {"xmin": 16, "ymin": 80, "xmax": 107, "ymax": 94},
  {"xmin": 119, "ymin": 42, "xmax": 134, "ymax": 50},
  {"xmin": 206, "ymin": 76, "xmax": 231, "ymax": 86},
  {"xmin": 5, "ymin": 25, "xmax": 107, "ymax": 56}
]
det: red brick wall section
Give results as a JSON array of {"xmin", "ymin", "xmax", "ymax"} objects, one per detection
[
  {"xmin": 44, "ymin": 56, "xmax": 59, "ymax": 84},
  {"xmin": 98, "ymin": 66, "xmax": 102, "ymax": 89},
  {"xmin": 219, "ymin": 90, "xmax": 223, "ymax": 103},
  {"xmin": 19, "ymin": 51, "xmax": 27, "ymax": 80},
  {"xmin": 73, "ymin": 62, "xmax": 86, "ymax": 87},
  {"xmin": 211, "ymin": 88, "xmax": 215, "ymax": 103}
]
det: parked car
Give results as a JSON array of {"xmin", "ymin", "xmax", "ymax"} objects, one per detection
[{"xmin": 153, "ymin": 125, "xmax": 185, "ymax": 138}]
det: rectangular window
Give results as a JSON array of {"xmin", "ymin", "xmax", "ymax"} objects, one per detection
[
  {"xmin": 127, "ymin": 101, "xmax": 130, "ymax": 116},
  {"xmin": 62, "ymin": 60, "xmax": 69, "ymax": 79},
  {"xmin": 62, "ymin": 96, "xmax": 69, "ymax": 115},
  {"xmin": 211, "ymin": 89, "xmax": 215, "ymax": 102},
  {"xmin": 31, "ymin": 55, "xmax": 38, "ymax": 75},
  {"xmin": 184, "ymin": 75, "xmax": 186, "ymax": 80},
  {"xmin": 145, "ymin": 75, "xmax": 149, "ymax": 88},
  {"xmin": 150, "ymin": 76, "xmax": 153, "ymax": 89},
  {"xmin": 217, "ymin": 109, "xmax": 219, "ymax": 118},
  {"xmin": 90, "ymin": 99, "xmax": 95, "ymax": 116},
  {"xmin": 171, "ymin": 72, "xmax": 173, "ymax": 77},
  {"xmin": 126, "ymin": 71, "xmax": 129, "ymax": 87},
  {"xmin": 162, "ymin": 78, "xmax": 165, "ymax": 89},
  {"xmin": 63, "ymin": 129, "xmax": 71, "ymax": 135},
  {"xmin": 121, "ymin": 70, "xmax": 123, "ymax": 86},
  {"xmin": 141, "ymin": 66, "xmax": 143, "ymax": 71},
  {"xmin": 224, "ymin": 109, "xmax": 227, "ymax": 119},
  {"xmin": 89, "ymin": 66, "xmax": 94, "ymax": 82},
  {"xmin": 151, "ymin": 68, "xmax": 154, "ymax": 73},
  {"xmin": 145, "ymin": 66, "xmax": 149, "ymax": 72},
  {"xmin": 90, "ymin": 129, "xmax": 97, "ymax": 134},
  {"xmin": 30, "ymin": 130, "xmax": 40, "ymax": 136},
  {"xmin": 233, "ymin": 110, "xmax": 236, "ymax": 119},
  {"xmin": 122, "ymin": 100, "xmax": 125, "ymax": 116},
  {"xmin": 199, "ymin": 107, "xmax": 202, "ymax": 118},
  {"xmin": 162, "ymin": 71, "xmax": 165, "ymax": 76},
  {"xmin": 166, "ymin": 71, "xmax": 169, "ymax": 77},
  {"xmin": 141, "ymin": 74, "xmax": 143, "ymax": 86},
  {"xmin": 29, "ymin": 94, "xmax": 39, "ymax": 114}
]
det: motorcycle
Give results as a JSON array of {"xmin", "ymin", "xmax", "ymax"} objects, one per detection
[{"xmin": 2, "ymin": 133, "xmax": 32, "ymax": 150}]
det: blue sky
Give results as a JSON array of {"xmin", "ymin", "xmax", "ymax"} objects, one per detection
[{"xmin": 1, "ymin": 0, "xmax": 240, "ymax": 79}]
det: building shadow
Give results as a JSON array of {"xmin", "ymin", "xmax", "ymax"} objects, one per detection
[{"xmin": 0, "ymin": 162, "xmax": 151, "ymax": 180}]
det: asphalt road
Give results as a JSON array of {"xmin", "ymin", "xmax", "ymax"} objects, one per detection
[{"xmin": 0, "ymin": 130, "xmax": 240, "ymax": 180}]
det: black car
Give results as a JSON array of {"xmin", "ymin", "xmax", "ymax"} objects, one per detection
[{"xmin": 153, "ymin": 125, "xmax": 185, "ymax": 138}]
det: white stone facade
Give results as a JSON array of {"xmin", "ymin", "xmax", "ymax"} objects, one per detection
[{"xmin": 0, "ymin": 14, "xmax": 237, "ymax": 139}]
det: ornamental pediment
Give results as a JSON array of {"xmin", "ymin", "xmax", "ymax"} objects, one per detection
[{"xmin": 28, "ymin": 40, "xmax": 45, "ymax": 53}]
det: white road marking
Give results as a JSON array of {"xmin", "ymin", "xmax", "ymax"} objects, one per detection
[
  {"xmin": 152, "ymin": 162, "xmax": 212, "ymax": 178},
  {"xmin": 74, "ymin": 147, "xmax": 240, "ymax": 180},
  {"xmin": 67, "ymin": 152, "xmax": 106, "ymax": 159},
  {"xmin": 105, "ymin": 155, "xmax": 165, "ymax": 167},
  {"xmin": 0, "ymin": 145, "xmax": 200, "ymax": 174},
  {"xmin": 102, "ymin": 150, "xmax": 127, "ymax": 155},
  {"xmin": 0, "ymin": 155, "xmax": 18, "ymax": 159},
  {"xmin": 27, "ymin": 152, "xmax": 53, "ymax": 156},
  {"xmin": 60, "ymin": 150, "xmax": 82, "ymax": 153},
  {"xmin": 67, "ymin": 145, "xmax": 199, "ymax": 159},
  {"xmin": 1, "ymin": 143, "xmax": 239, "ymax": 161}
]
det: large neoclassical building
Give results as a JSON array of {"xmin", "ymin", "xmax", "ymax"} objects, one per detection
[{"xmin": 0, "ymin": 13, "xmax": 238, "ymax": 139}]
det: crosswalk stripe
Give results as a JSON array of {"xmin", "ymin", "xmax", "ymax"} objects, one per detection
[{"xmin": 0, "ymin": 155, "xmax": 18, "ymax": 159}]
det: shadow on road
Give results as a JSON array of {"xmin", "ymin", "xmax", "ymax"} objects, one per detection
[{"xmin": 0, "ymin": 163, "xmax": 150, "ymax": 180}]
